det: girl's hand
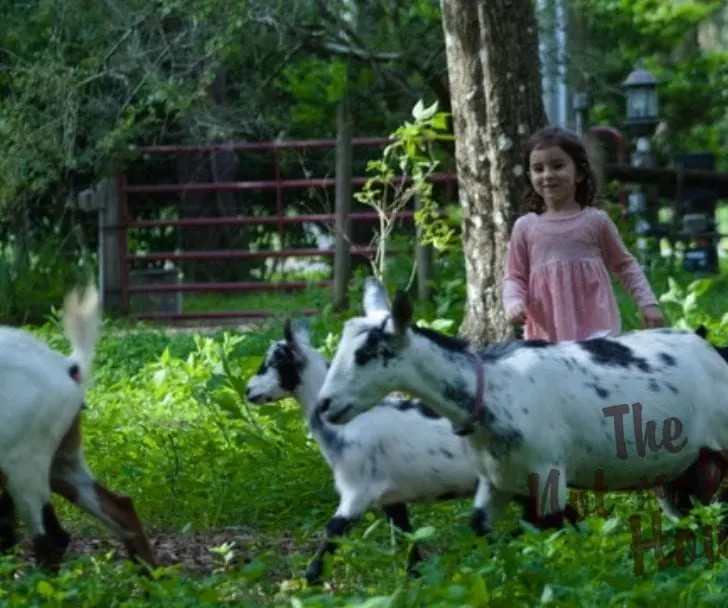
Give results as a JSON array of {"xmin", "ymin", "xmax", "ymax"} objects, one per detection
[
  {"xmin": 506, "ymin": 305, "xmax": 527, "ymax": 327},
  {"xmin": 641, "ymin": 305, "xmax": 665, "ymax": 329}
]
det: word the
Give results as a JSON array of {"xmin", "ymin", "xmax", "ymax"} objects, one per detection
[{"xmin": 602, "ymin": 402, "xmax": 687, "ymax": 460}]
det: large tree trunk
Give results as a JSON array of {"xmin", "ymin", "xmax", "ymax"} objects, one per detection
[{"xmin": 440, "ymin": 0, "xmax": 549, "ymax": 347}]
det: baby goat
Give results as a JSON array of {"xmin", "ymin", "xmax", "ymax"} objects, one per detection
[
  {"xmin": 245, "ymin": 319, "xmax": 487, "ymax": 585},
  {"xmin": 0, "ymin": 285, "xmax": 157, "ymax": 571}
]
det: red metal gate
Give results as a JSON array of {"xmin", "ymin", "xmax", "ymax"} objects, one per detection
[
  {"xmin": 115, "ymin": 127, "xmax": 626, "ymax": 324},
  {"xmin": 116, "ymin": 137, "xmax": 456, "ymax": 322}
]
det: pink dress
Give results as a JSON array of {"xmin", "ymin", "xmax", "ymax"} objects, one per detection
[{"xmin": 502, "ymin": 207, "xmax": 659, "ymax": 341}]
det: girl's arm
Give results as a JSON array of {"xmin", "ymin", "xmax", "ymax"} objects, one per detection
[
  {"xmin": 597, "ymin": 211, "xmax": 659, "ymax": 309},
  {"xmin": 503, "ymin": 217, "xmax": 530, "ymax": 319}
]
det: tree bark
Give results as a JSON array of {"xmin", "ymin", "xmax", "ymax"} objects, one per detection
[{"xmin": 440, "ymin": 0, "xmax": 548, "ymax": 347}]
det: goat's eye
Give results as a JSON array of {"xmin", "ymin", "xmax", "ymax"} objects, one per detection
[{"xmin": 354, "ymin": 339, "xmax": 380, "ymax": 366}]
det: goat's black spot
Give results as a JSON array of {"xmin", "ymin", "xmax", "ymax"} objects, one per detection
[
  {"xmin": 659, "ymin": 352, "xmax": 677, "ymax": 367},
  {"xmin": 487, "ymin": 427, "xmax": 524, "ymax": 458},
  {"xmin": 522, "ymin": 339, "xmax": 555, "ymax": 349},
  {"xmin": 648, "ymin": 378, "xmax": 660, "ymax": 392},
  {"xmin": 664, "ymin": 382, "xmax": 679, "ymax": 395},
  {"xmin": 578, "ymin": 338, "xmax": 652, "ymax": 373},
  {"xmin": 354, "ymin": 328, "xmax": 396, "ymax": 367},
  {"xmin": 586, "ymin": 383, "xmax": 609, "ymax": 399},
  {"xmin": 395, "ymin": 399, "xmax": 442, "ymax": 420},
  {"xmin": 585, "ymin": 446, "xmax": 593, "ymax": 454},
  {"xmin": 522, "ymin": 408, "xmax": 530, "ymax": 415},
  {"xmin": 443, "ymin": 381, "xmax": 471, "ymax": 408},
  {"xmin": 308, "ymin": 410, "xmax": 348, "ymax": 457},
  {"xmin": 68, "ymin": 364, "xmax": 80, "ymax": 382},
  {"xmin": 481, "ymin": 407, "xmax": 498, "ymax": 427},
  {"xmin": 267, "ymin": 343, "xmax": 304, "ymax": 392},
  {"xmin": 440, "ymin": 448, "xmax": 454, "ymax": 459}
]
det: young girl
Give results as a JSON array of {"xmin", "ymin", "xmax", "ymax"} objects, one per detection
[{"xmin": 502, "ymin": 125, "xmax": 664, "ymax": 341}]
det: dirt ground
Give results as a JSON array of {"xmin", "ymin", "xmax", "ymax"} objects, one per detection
[{"xmin": 12, "ymin": 527, "xmax": 302, "ymax": 575}]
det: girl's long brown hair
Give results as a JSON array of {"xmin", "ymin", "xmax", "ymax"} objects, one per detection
[{"xmin": 521, "ymin": 126, "xmax": 601, "ymax": 215}]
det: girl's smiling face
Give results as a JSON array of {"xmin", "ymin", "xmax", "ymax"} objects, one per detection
[{"xmin": 528, "ymin": 144, "xmax": 581, "ymax": 211}]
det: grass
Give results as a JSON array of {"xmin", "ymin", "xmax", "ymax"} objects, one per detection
[{"xmin": 2, "ymin": 237, "xmax": 728, "ymax": 606}]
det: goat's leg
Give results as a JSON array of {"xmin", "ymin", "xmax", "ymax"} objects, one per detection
[
  {"xmin": 0, "ymin": 473, "xmax": 14, "ymax": 552},
  {"xmin": 49, "ymin": 417, "xmax": 158, "ymax": 569},
  {"xmin": 470, "ymin": 475, "xmax": 512, "ymax": 539},
  {"xmin": 381, "ymin": 502, "xmax": 423, "ymax": 578},
  {"xmin": 657, "ymin": 450, "xmax": 728, "ymax": 521},
  {"xmin": 0, "ymin": 491, "xmax": 17, "ymax": 552},
  {"xmin": 49, "ymin": 457, "xmax": 158, "ymax": 569},
  {"xmin": 305, "ymin": 493, "xmax": 372, "ymax": 586},
  {"xmin": 6, "ymin": 473, "xmax": 69, "ymax": 572}
]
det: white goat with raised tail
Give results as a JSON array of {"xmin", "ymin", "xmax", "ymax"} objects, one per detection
[
  {"xmin": 245, "ymin": 319, "xmax": 522, "ymax": 585},
  {"xmin": 316, "ymin": 277, "xmax": 728, "ymax": 542},
  {"xmin": 0, "ymin": 284, "xmax": 158, "ymax": 571}
]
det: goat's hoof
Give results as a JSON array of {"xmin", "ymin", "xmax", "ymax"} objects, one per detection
[
  {"xmin": 0, "ymin": 530, "xmax": 18, "ymax": 553},
  {"xmin": 406, "ymin": 553, "xmax": 424, "ymax": 579},
  {"xmin": 564, "ymin": 505, "xmax": 582, "ymax": 529},
  {"xmin": 470, "ymin": 508, "xmax": 489, "ymax": 537},
  {"xmin": 305, "ymin": 562, "xmax": 324, "ymax": 586},
  {"xmin": 406, "ymin": 564, "xmax": 424, "ymax": 579}
]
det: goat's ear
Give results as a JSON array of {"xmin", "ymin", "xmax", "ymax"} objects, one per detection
[
  {"xmin": 284, "ymin": 318, "xmax": 295, "ymax": 344},
  {"xmin": 284, "ymin": 318, "xmax": 310, "ymax": 353},
  {"xmin": 391, "ymin": 289, "xmax": 413, "ymax": 336},
  {"xmin": 363, "ymin": 277, "xmax": 390, "ymax": 316}
]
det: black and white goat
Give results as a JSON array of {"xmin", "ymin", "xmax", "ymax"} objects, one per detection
[
  {"xmin": 245, "ymin": 319, "xmax": 489, "ymax": 584},
  {"xmin": 315, "ymin": 277, "xmax": 728, "ymax": 540},
  {"xmin": 0, "ymin": 285, "xmax": 157, "ymax": 571}
]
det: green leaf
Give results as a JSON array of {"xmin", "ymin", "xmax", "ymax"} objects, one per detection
[
  {"xmin": 36, "ymin": 581, "xmax": 54, "ymax": 597},
  {"xmin": 214, "ymin": 392, "xmax": 242, "ymax": 418}
]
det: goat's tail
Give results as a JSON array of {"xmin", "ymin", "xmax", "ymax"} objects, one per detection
[{"xmin": 63, "ymin": 283, "xmax": 102, "ymax": 386}]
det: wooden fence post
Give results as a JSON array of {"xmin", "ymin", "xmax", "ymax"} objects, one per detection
[
  {"xmin": 414, "ymin": 195, "xmax": 433, "ymax": 302},
  {"xmin": 333, "ymin": 99, "xmax": 353, "ymax": 311},
  {"xmin": 96, "ymin": 178, "xmax": 123, "ymax": 315}
]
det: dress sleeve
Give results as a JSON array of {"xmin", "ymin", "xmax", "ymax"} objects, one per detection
[
  {"xmin": 597, "ymin": 211, "xmax": 659, "ymax": 309},
  {"xmin": 502, "ymin": 217, "xmax": 530, "ymax": 316}
]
